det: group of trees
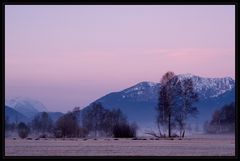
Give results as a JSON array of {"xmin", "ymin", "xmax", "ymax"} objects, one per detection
[
  {"xmin": 53, "ymin": 103, "xmax": 138, "ymax": 138},
  {"xmin": 203, "ymin": 102, "xmax": 235, "ymax": 134},
  {"xmin": 82, "ymin": 103, "xmax": 137, "ymax": 138},
  {"xmin": 156, "ymin": 71, "xmax": 198, "ymax": 138},
  {"xmin": 54, "ymin": 111, "xmax": 82, "ymax": 138},
  {"xmin": 5, "ymin": 103, "xmax": 138, "ymax": 139},
  {"xmin": 5, "ymin": 116, "xmax": 17, "ymax": 134},
  {"xmin": 32, "ymin": 112, "xmax": 53, "ymax": 134},
  {"xmin": 5, "ymin": 112, "xmax": 54, "ymax": 139}
]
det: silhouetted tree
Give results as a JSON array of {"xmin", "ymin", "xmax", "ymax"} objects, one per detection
[
  {"xmin": 54, "ymin": 111, "xmax": 79, "ymax": 138},
  {"xmin": 157, "ymin": 72, "xmax": 199, "ymax": 138},
  {"xmin": 204, "ymin": 102, "xmax": 235, "ymax": 134},
  {"xmin": 18, "ymin": 122, "xmax": 30, "ymax": 139},
  {"xmin": 175, "ymin": 78, "xmax": 198, "ymax": 138},
  {"xmin": 5, "ymin": 116, "xmax": 10, "ymax": 137},
  {"xmin": 32, "ymin": 112, "xmax": 53, "ymax": 135},
  {"xmin": 157, "ymin": 71, "xmax": 176, "ymax": 137},
  {"xmin": 82, "ymin": 103, "xmax": 105, "ymax": 137},
  {"xmin": 82, "ymin": 103, "xmax": 136, "ymax": 138},
  {"xmin": 5, "ymin": 116, "xmax": 10, "ymax": 131},
  {"xmin": 9, "ymin": 122, "xmax": 17, "ymax": 132},
  {"xmin": 102, "ymin": 108, "xmax": 128, "ymax": 136}
]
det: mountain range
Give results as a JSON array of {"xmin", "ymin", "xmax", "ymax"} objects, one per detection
[
  {"xmin": 5, "ymin": 97, "xmax": 64, "ymax": 124},
  {"xmin": 82, "ymin": 74, "xmax": 235, "ymax": 131},
  {"xmin": 5, "ymin": 74, "xmax": 235, "ymax": 132}
]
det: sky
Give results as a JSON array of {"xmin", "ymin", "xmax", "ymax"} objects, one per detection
[{"xmin": 5, "ymin": 5, "xmax": 235, "ymax": 112}]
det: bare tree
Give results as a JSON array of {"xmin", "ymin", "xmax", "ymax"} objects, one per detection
[
  {"xmin": 82, "ymin": 102, "xmax": 105, "ymax": 137},
  {"xmin": 157, "ymin": 72, "xmax": 199, "ymax": 139},
  {"xmin": 32, "ymin": 112, "xmax": 53, "ymax": 135},
  {"xmin": 82, "ymin": 103, "xmax": 136, "ymax": 138},
  {"xmin": 54, "ymin": 111, "xmax": 79, "ymax": 138},
  {"xmin": 5, "ymin": 116, "xmax": 9, "ymax": 131},
  {"xmin": 175, "ymin": 78, "xmax": 198, "ymax": 139},
  {"xmin": 5, "ymin": 116, "xmax": 10, "ymax": 137},
  {"xmin": 157, "ymin": 71, "xmax": 175, "ymax": 137}
]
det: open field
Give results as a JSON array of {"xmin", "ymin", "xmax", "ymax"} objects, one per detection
[{"xmin": 5, "ymin": 134, "xmax": 235, "ymax": 156}]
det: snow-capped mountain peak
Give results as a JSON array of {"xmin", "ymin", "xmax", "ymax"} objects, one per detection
[
  {"xmin": 176, "ymin": 74, "xmax": 235, "ymax": 98},
  {"xmin": 177, "ymin": 73, "xmax": 195, "ymax": 79},
  {"xmin": 123, "ymin": 81, "xmax": 159, "ymax": 94},
  {"xmin": 110, "ymin": 74, "xmax": 235, "ymax": 101},
  {"xmin": 117, "ymin": 74, "xmax": 234, "ymax": 101},
  {"xmin": 5, "ymin": 97, "xmax": 48, "ymax": 118},
  {"xmin": 83, "ymin": 73, "xmax": 235, "ymax": 130}
]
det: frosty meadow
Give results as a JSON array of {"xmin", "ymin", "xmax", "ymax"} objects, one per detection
[{"xmin": 4, "ymin": 5, "xmax": 236, "ymax": 157}]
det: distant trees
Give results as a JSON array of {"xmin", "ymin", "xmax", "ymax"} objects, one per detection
[
  {"xmin": 5, "ymin": 114, "xmax": 19, "ymax": 135},
  {"xmin": 52, "ymin": 106, "xmax": 89, "ymax": 138},
  {"xmin": 18, "ymin": 122, "xmax": 30, "ymax": 139},
  {"xmin": 9, "ymin": 102, "xmax": 137, "ymax": 139},
  {"xmin": 105, "ymin": 109, "xmax": 128, "ymax": 136},
  {"xmin": 54, "ymin": 111, "xmax": 80, "ymax": 138},
  {"xmin": 50, "ymin": 103, "xmax": 137, "ymax": 138},
  {"xmin": 5, "ymin": 105, "xmax": 138, "ymax": 139},
  {"xmin": 7, "ymin": 122, "xmax": 17, "ymax": 133},
  {"xmin": 82, "ymin": 103, "xmax": 106, "ymax": 137},
  {"xmin": 82, "ymin": 102, "xmax": 137, "ymax": 138},
  {"xmin": 5, "ymin": 116, "xmax": 10, "ymax": 132},
  {"xmin": 204, "ymin": 102, "xmax": 235, "ymax": 134},
  {"xmin": 5, "ymin": 116, "xmax": 10, "ymax": 137},
  {"xmin": 156, "ymin": 71, "xmax": 198, "ymax": 138},
  {"xmin": 32, "ymin": 112, "xmax": 53, "ymax": 135},
  {"xmin": 5, "ymin": 116, "xmax": 25, "ymax": 137},
  {"xmin": 82, "ymin": 102, "xmax": 103, "ymax": 136}
]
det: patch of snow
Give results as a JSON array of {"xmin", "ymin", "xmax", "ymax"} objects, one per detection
[
  {"xmin": 137, "ymin": 91, "xmax": 143, "ymax": 95},
  {"xmin": 146, "ymin": 82, "xmax": 158, "ymax": 87},
  {"xmin": 6, "ymin": 97, "xmax": 48, "ymax": 112}
]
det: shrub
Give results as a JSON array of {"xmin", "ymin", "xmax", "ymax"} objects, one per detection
[
  {"xmin": 112, "ymin": 122, "xmax": 137, "ymax": 138},
  {"xmin": 39, "ymin": 134, "xmax": 47, "ymax": 138},
  {"xmin": 18, "ymin": 122, "xmax": 30, "ymax": 139}
]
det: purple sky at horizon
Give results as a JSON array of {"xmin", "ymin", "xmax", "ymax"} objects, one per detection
[{"xmin": 5, "ymin": 5, "xmax": 235, "ymax": 112}]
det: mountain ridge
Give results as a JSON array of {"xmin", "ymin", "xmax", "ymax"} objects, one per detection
[{"xmin": 82, "ymin": 74, "xmax": 235, "ymax": 131}]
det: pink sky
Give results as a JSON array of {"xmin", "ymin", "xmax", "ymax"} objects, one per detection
[{"xmin": 5, "ymin": 5, "xmax": 235, "ymax": 112}]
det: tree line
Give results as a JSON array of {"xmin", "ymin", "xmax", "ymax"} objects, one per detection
[
  {"xmin": 5, "ymin": 103, "xmax": 138, "ymax": 139},
  {"xmin": 203, "ymin": 102, "xmax": 235, "ymax": 134}
]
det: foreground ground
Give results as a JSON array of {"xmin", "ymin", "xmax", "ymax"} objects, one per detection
[{"xmin": 5, "ymin": 134, "xmax": 235, "ymax": 156}]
